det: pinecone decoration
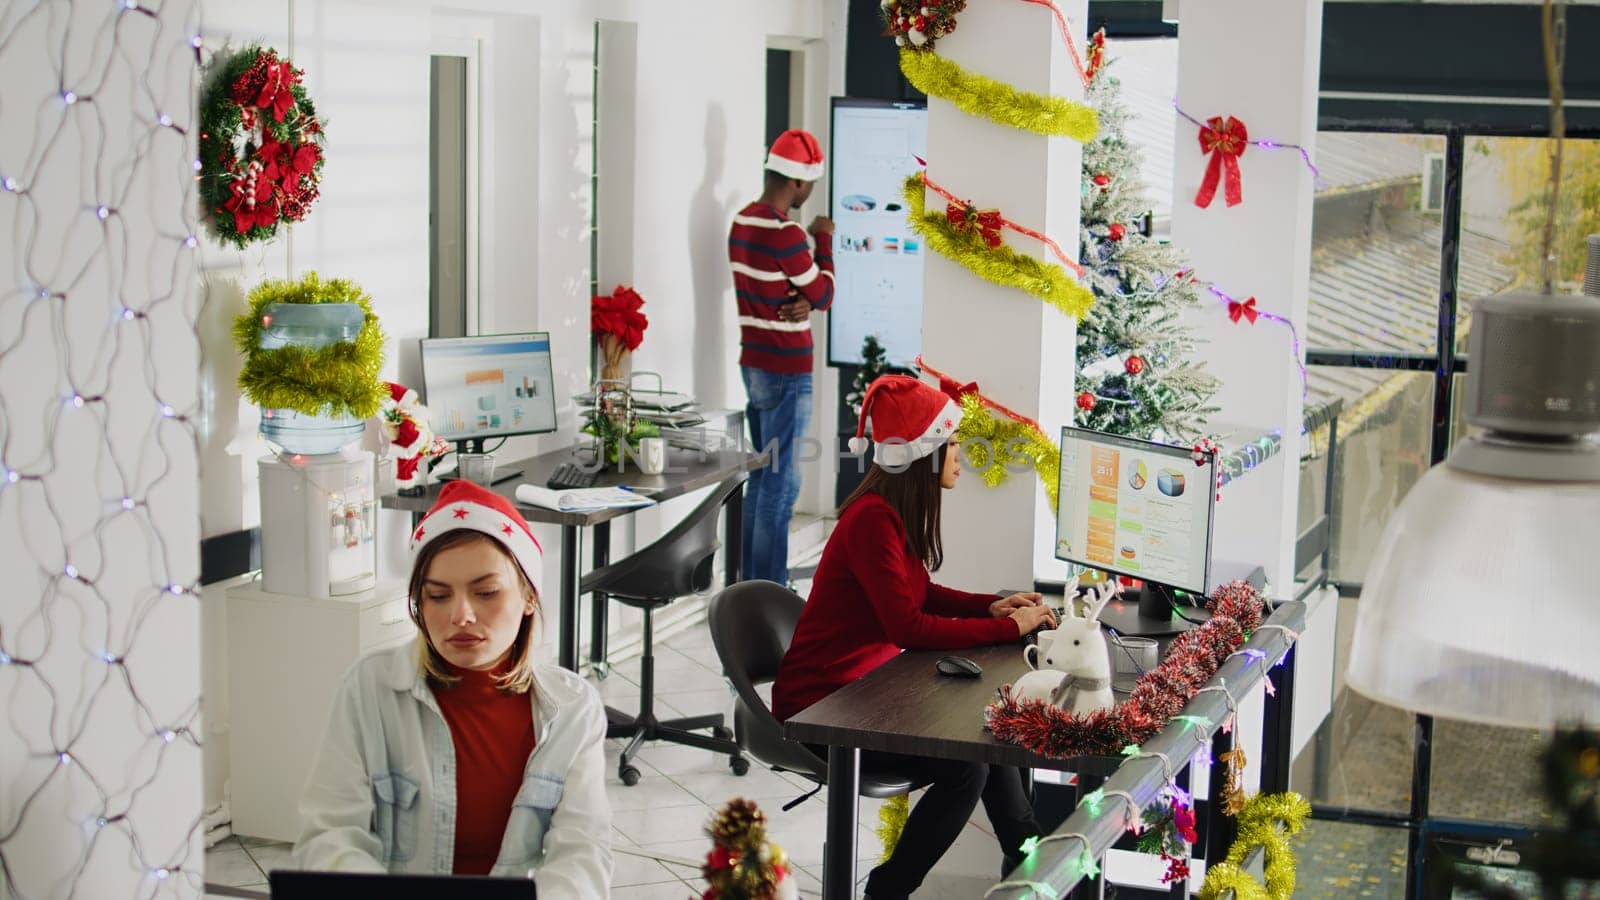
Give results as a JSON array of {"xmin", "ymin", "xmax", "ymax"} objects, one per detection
[{"xmin": 710, "ymin": 798, "xmax": 766, "ymax": 846}]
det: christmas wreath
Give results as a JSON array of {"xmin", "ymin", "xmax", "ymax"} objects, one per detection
[
  {"xmin": 199, "ymin": 46, "xmax": 326, "ymax": 248},
  {"xmin": 985, "ymin": 580, "xmax": 1265, "ymax": 757}
]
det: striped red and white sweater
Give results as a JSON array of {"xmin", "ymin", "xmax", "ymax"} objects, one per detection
[{"xmin": 728, "ymin": 202, "xmax": 835, "ymax": 374}]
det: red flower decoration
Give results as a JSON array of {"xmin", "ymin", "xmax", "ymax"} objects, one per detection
[
  {"xmin": 224, "ymin": 174, "xmax": 279, "ymax": 233},
  {"xmin": 1172, "ymin": 801, "xmax": 1198, "ymax": 844},
  {"xmin": 591, "ymin": 286, "xmax": 649, "ymax": 351},
  {"xmin": 256, "ymin": 59, "xmax": 301, "ymax": 122},
  {"xmin": 946, "ymin": 201, "xmax": 1004, "ymax": 249}
]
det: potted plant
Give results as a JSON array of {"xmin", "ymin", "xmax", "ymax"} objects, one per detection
[
  {"xmin": 591, "ymin": 285, "xmax": 648, "ymax": 381},
  {"xmin": 582, "ymin": 382, "xmax": 661, "ymax": 468},
  {"xmin": 233, "ymin": 271, "xmax": 386, "ymax": 455}
]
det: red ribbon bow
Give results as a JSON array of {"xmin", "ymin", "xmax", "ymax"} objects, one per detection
[
  {"xmin": 936, "ymin": 373, "xmax": 979, "ymax": 404},
  {"xmin": 1194, "ymin": 115, "xmax": 1248, "ymax": 208},
  {"xmin": 946, "ymin": 202, "xmax": 1004, "ymax": 249},
  {"xmin": 1227, "ymin": 295, "xmax": 1258, "ymax": 324}
]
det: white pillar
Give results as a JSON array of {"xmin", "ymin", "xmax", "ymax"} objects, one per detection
[
  {"xmin": 1170, "ymin": 0, "xmax": 1322, "ymax": 592},
  {"xmin": 920, "ymin": 1, "xmax": 1086, "ymax": 590}
]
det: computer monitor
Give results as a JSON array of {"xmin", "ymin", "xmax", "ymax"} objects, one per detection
[
  {"xmin": 419, "ymin": 332, "xmax": 559, "ymax": 454},
  {"xmin": 1054, "ymin": 426, "xmax": 1217, "ymax": 603}
]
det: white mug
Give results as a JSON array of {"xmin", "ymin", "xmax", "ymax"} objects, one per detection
[
  {"xmin": 638, "ymin": 437, "xmax": 666, "ymax": 476},
  {"xmin": 1023, "ymin": 630, "xmax": 1056, "ymax": 670}
]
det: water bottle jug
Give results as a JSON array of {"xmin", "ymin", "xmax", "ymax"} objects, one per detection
[{"xmin": 256, "ymin": 302, "xmax": 368, "ymax": 455}]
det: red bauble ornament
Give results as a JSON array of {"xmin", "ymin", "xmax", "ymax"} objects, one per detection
[
  {"xmin": 1107, "ymin": 223, "xmax": 1126, "ymax": 241},
  {"xmin": 1125, "ymin": 355, "xmax": 1145, "ymax": 376},
  {"xmin": 1093, "ymin": 173, "xmax": 1111, "ymax": 190},
  {"xmin": 1076, "ymin": 391, "xmax": 1097, "ymax": 411}
]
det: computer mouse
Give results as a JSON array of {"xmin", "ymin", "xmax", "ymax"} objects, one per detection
[{"xmin": 935, "ymin": 655, "xmax": 983, "ymax": 678}]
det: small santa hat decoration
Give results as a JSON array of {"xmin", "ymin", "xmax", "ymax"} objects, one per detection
[
  {"xmin": 848, "ymin": 374, "xmax": 963, "ymax": 470},
  {"xmin": 765, "ymin": 129, "xmax": 825, "ymax": 182},
  {"xmin": 409, "ymin": 481, "xmax": 544, "ymax": 600}
]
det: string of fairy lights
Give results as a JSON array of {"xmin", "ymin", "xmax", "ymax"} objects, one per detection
[{"xmin": 0, "ymin": 0, "xmax": 208, "ymax": 897}]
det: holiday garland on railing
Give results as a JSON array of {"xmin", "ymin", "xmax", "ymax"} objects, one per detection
[
  {"xmin": 905, "ymin": 173, "xmax": 1095, "ymax": 321},
  {"xmin": 984, "ymin": 580, "xmax": 1265, "ymax": 758},
  {"xmin": 199, "ymin": 46, "xmax": 326, "ymax": 248}
]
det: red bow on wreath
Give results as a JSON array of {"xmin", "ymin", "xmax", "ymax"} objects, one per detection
[
  {"xmin": 1227, "ymin": 295, "xmax": 1259, "ymax": 324},
  {"xmin": 1195, "ymin": 115, "xmax": 1248, "ymax": 209},
  {"xmin": 946, "ymin": 201, "xmax": 1004, "ymax": 249}
]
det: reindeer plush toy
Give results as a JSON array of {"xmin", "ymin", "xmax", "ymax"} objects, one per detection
[{"xmin": 1009, "ymin": 579, "xmax": 1120, "ymax": 715}]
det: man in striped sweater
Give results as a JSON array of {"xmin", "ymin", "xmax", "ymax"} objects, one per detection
[{"xmin": 729, "ymin": 129, "xmax": 835, "ymax": 586}]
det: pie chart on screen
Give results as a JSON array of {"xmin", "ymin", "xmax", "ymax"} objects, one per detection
[
  {"xmin": 1127, "ymin": 460, "xmax": 1148, "ymax": 490},
  {"xmin": 841, "ymin": 194, "xmax": 876, "ymax": 212}
]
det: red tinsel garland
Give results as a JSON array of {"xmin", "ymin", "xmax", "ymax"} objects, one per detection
[{"xmin": 985, "ymin": 580, "xmax": 1264, "ymax": 758}]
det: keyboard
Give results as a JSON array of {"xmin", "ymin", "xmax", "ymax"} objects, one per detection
[{"xmin": 546, "ymin": 461, "xmax": 601, "ymax": 490}]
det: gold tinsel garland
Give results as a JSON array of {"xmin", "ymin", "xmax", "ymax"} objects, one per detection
[
  {"xmin": 904, "ymin": 174, "xmax": 1095, "ymax": 322},
  {"xmin": 898, "ymin": 48, "xmax": 1098, "ymax": 142},
  {"xmin": 955, "ymin": 393, "xmax": 1062, "ymax": 511},
  {"xmin": 1195, "ymin": 792, "xmax": 1311, "ymax": 900},
  {"xmin": 876, "ymin": 794, "xmax": 909, "ymax": 863}
]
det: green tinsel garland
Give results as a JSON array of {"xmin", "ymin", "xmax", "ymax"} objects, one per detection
[
  {"xmin": 233, "ymin": 272, "xmax": 387, "ymax": 419},
  {"xmin": 954, "ymin": 393, "xmax": 1062, "ymax": 510},
  {"xmin": 1196, "ymin": 792, "xmax": 1311, "ymax": 900},
  {"xmin": 904, "ymin": 174, "xmax": 1095, "ymax": 322},
  {"xmin": 899, "ymin": 48, "xmax": 1099, "ymax": 142},
  {"xmin": 876, "ymin": 794, "xmax": 909, "ymax": 863}
]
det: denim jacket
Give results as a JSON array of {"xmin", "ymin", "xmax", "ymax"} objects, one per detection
[{"xmin": 293, "ymin": 638, "xmax": 612, "ymax": 896}]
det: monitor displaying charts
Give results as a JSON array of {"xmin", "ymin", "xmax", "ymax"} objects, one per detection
[
  {"xmin": 419, "ymin": 332, "xmax": 558, "ymax": 443},
  {"xmin": 1054, "ymin": 426, "xmax": 1216, "ymax": 595},
  {"xmin": 826, "ymin": 97, "xmax": 927, "ymax": 368}
]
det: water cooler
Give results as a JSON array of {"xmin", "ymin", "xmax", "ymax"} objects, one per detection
[{"xmin": 259, "ymin": 448, "xmax": 377, "ymax": 598}]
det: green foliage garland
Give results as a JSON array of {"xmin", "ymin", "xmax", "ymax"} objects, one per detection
[
  {"xmin": 1196, "ymin": 793, "xmax": 1311, "ymax": 900},
  {"xmin": 898, "ymin": 48, "xmax": 1099, "ymax": 142},
  {"xmin": 232, "ymin": 272, "xmax": 387, "ymax": 419},
  {"xmin": 904, "ymin": 174, "xmax": 1095, "ymax": 321}
]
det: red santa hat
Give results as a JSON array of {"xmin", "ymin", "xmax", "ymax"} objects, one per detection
[
  {"xmin": 409, "ymin": 481, "xmax": 543, "ymax": 599},
  {"xmin": 848, "ymin": 374, "xmax": 963, "ymax": 469},
  {"xmin": 765, "ymin": 129, "xmax": 825, "ymax": 182}
]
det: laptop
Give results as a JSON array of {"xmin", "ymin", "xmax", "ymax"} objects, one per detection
[{"xmin": 270, "ymin": 870, "xmax": 535, "ymax": 898}]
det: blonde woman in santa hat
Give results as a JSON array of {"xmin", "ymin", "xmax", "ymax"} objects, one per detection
[
  {"xmin": 771, "ymin": 375, "xmax": 1058, "ymax": 899},
  {"xmin": 294, "ymin": 481, "xmax": 611, "ymax": 893}
]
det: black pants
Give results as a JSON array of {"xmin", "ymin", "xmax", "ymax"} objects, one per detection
[{"xmin": 860, "ymin": 751, "xmax": 1041, "ymax": 899}]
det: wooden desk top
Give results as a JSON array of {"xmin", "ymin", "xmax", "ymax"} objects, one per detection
[
  {"xmin": 378, "ymin": 445, "xmax": 765, "ymax": 527},
  {"xmin": 783, "ymin": 641, "xmax": 1123, "ymax": 776}
]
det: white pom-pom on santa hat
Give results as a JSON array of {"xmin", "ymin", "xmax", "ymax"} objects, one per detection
[{"xmin": 849, "ymin": 374, "xmax": 962, "ymax": 470}]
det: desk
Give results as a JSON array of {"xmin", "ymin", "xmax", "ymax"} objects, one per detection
[
  {"xmin": 381, "ymin": 445, "xmax": 765, "ymax": 671},
  {"xmin": 784, "ymin": 642, "xmax": 1120, "ymax": 900}
]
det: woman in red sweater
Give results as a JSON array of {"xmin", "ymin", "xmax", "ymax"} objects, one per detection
[{"xmin": 771, "ymin": 375, "xmax": 1057, "ymax": 900}]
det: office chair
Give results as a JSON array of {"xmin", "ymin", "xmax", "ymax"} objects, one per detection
[
  {"xmin": 707, "ymin": 580, "xmax": 931, "ymax": 801},
  {"xmin": 581, "ymin": 476, "xmax": 748, "ymax": 786}
]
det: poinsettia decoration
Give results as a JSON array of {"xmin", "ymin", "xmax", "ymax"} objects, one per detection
[
  {"xmin": 199, "ymin": 46, "xmax": 326, "ymax": 248},
  {"xmin": 380, "ymin": 382, "xmax": 447, "ymax": 492},
  {"xmin": 946, "ymin": 201, "xmax": 1004, "ymax": 249},
  {"xmin": 881, "ymin": 0, "xmax": 967, "ymax": 50},
  {"xmin": 592, "ymin": 285, "xmax": 649, "ymax": 381}
]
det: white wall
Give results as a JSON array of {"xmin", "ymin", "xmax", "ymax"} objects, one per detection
[
  {"xmin": 1171, "ymin": 0, "xmax": 1322, "ymax": 592},
  {"xmin": 195, "ymin": 0, "xmax": 838, "ymax": 812},
  {"xmin": 0, "ymin": 1, "xmax": 204, "ymax": 895}
]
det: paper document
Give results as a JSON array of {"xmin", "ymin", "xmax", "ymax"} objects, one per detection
[{"xmin": 514, "ymin": 484, "xmax": 656, "ymax": 512}]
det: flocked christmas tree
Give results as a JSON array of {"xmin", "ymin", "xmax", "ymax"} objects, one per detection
[{"xmin": 1075, "ymin": 37, "xmax": 1218, "ymax": 442}]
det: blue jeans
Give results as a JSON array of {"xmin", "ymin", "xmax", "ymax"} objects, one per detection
[{"xmin": 740, "ymin": 367, "xmax": 812, "ymax": 586}]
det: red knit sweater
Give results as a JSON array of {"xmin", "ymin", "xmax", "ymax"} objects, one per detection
[
  {"xmin": 432, "ymin": 663, "xmax": 536, "ymax": 875},
  {"xmin": 771, "ymin": 493, "xmax": 1020, "ymax": 721},
  {"xmin": 728, "ymin": 202, "xmax": 835, "ymax": 374}
]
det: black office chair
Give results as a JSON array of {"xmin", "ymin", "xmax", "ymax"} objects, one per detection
[
  {"xmin": 581, "ymin": 476, "xmax": 749, "ymax": 786},
  {"xmin": 707, "ymin": 580, "xmax": 930, "ymax": 802}
]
